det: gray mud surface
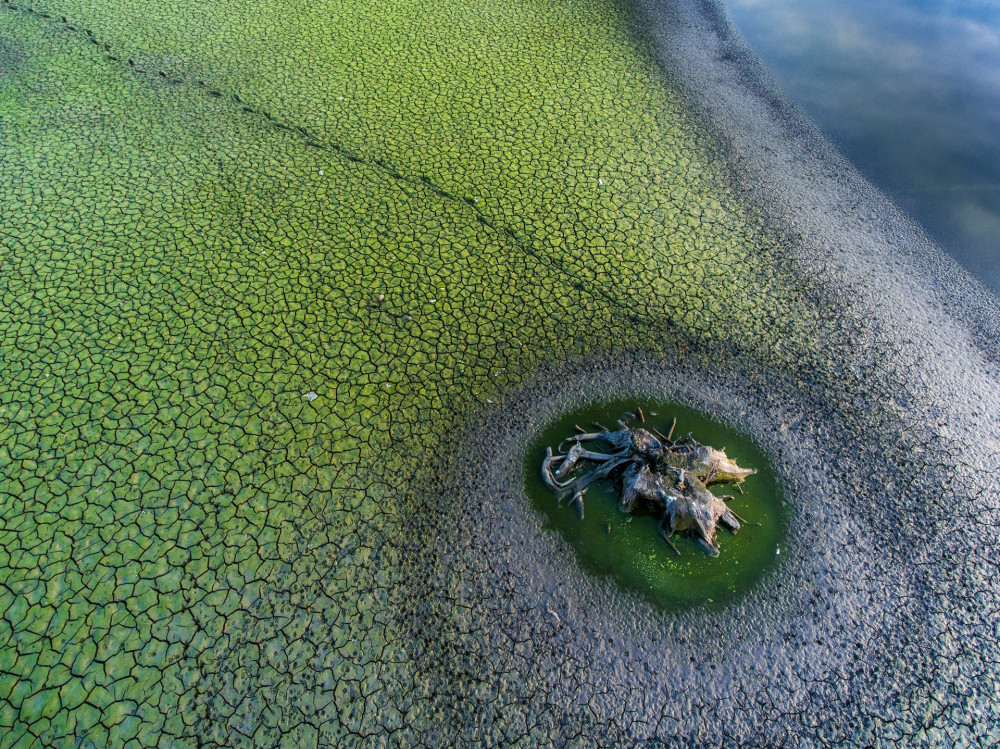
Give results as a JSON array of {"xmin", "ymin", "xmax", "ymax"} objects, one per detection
[{"xmin": 402, "ymin": 1, "xmax": 1000, "ymax": 745}]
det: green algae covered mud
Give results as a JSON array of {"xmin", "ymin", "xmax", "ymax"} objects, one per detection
[
  {"xmin": 0, "ymin": 0, "xmax": 998, "ymax": 747},
  {"xmin": 525, "ymin": 399, "xmax": 786, "ymax": 608}
]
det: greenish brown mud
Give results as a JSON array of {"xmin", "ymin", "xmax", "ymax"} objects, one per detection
[{"xmin": 1, "ymin": 0, "xmax": 845, "ymax": 745}]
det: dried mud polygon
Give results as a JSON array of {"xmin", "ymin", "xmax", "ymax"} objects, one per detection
[{"xmin": 1, "ymin": 0, "xmax": 997, "ymax": 746}]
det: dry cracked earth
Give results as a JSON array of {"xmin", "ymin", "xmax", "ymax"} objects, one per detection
[{"xmin": 1, "ymin": 0, "xmax": 999, "ymax": 746}]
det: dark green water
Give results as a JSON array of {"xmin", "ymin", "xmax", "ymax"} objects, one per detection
[{"xmin": 524, "ymin": 400, "xmax": 787, "ymax": 610}]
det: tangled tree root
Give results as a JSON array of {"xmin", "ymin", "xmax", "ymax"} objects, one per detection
[{"xmin": 542, "ymin": 409, "xmax": 755, "ymax": 556}]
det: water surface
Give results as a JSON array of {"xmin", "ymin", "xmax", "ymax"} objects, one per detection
[{"xmin": 728, "ymin": 0, "xmax": 1000, "ymax": 294}]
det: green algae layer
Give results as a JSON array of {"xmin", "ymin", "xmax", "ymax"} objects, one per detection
[
  {"xmin": 525, "ymin": 400, "xmax": 786, "ymax": 610},
  {"xmin": 0, "ymin": 0, "xmax": 821, "ymax": 745}
]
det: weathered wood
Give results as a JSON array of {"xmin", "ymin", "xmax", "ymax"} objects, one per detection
[{"xmin": 541, "ymin": 411, "xmax": 756, "ymax": 557}]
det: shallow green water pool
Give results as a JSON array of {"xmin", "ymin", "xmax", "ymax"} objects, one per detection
[{"xmin": 525, "ymin": 399, "xmax": 787, "ymax": 609}]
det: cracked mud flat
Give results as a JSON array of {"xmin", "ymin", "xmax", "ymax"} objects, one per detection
[
  {"xmin": 0, "ymin": 0, "xmax": 998, "ymax": 745},
  {"xmin": 411, "ymin": 2, "xmax": 1000, "ymax": 745}
]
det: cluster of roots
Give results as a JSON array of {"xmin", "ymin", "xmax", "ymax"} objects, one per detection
[{"xmin": 541, "ymin": 409, "xmax": 756, "ymax": 556}]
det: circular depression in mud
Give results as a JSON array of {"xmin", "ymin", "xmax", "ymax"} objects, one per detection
[{"xmin": 524, "ymin": 398, "xmax": 788, "ymax": 609}]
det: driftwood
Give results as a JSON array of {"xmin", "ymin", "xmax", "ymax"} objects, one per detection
[{"xmin": 542, "ymin": 410, "xmax": 756, "ymax": 556}]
